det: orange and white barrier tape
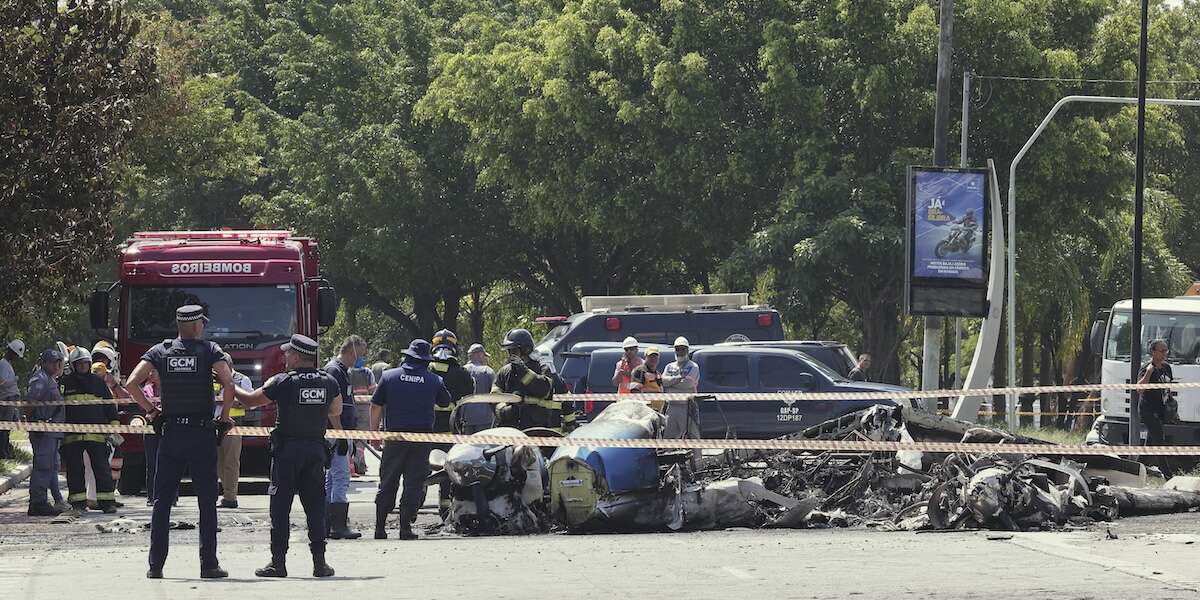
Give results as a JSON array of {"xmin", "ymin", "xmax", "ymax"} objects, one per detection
[
  {"xmin": 0, "ymin": 420, "xmax": 1197, "ymax": 456},
  {"xmin": 0, "ymin": 380, "xmax": 1186, "ymax": 407}
]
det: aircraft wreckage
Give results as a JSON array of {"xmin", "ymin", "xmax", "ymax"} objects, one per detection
[{"xmin": 427, "ymin": 399, "xmax": 1200, "ymax": 535}]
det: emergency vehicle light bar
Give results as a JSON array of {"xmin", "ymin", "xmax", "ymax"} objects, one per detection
[
  {"xmin": 131, "ymin": 230, "xmax": 293, "ymax": 242},
  {"xmin": 581, "ymin": 293, "xmax": 751, "ymax": 313}
]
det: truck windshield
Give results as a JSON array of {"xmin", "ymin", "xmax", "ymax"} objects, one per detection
[
  {"xmin": 129, "ymin": 285, "xmax": 298, "ymax": 342},
  {"xmin": 1105, "ymin": 311, "xmax": 1200, "ymax": 364}
]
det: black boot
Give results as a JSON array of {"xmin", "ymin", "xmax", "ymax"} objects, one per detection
[
  {"xmin": 27, "ymin": 503, "xmax": 62, "ymax": 517},
  {"xmin": 312, "ymin": 544, "xmax": 335, "ymax": 578},
  {"xmin": 327, "ymin": 503, "xmax": 362, "ymax": 539},
  {"xmin": 374, "ymin": 502, "xmax": 389, "ymax": 539},
  {"xmin": 255, "ymin": 556, "xmax": 287, "ymax": 578},
  {"xmin": 325, "ymin": 500, "xmax": 332, "ymax": 538},
  {"xmin": 398, "ymin": 507, "xmax": 418, "ymax": 540},
  {"xmin": 200, "ymin": 565, "xmax": 229, "ymax": 579}
]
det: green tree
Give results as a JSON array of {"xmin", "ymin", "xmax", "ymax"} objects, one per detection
[
  {"xmin": 176, "ymin": 0, "xmax": 509, "ymax": 338},
  {"xmin": 118, "ymin": 10, "xmax": 266, "ymax": 237},
  {"xmin": 1, "ymin": 0, "xmax": 158, "ymax": 328},
  {"xmin": 420, "ymin": 0, "xmax": 813, "ymax": 313}
]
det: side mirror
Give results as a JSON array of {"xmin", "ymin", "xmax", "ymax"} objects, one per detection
[
  {"xmin": 797, "ymin": 373, "xmax": 815, "ymax": 390},
  {"xmin": 428, "ymin": 449, "xmax": 447, "ymax": 471},
  {"xmin": 89, "ymin": 291, "xmax": 109, "ymax": 329},
  {"xmin": 317, "ymin": 287, "xmax": 338, "ymax": 328},
  {"xmin": 1088, "ymin": 319, "xmax": 1106, "ymax": 356}
]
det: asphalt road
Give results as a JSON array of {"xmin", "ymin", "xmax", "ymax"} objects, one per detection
[{"xmin": 3, "ymin": 457, "xmax": 1200, "ymax": 600}]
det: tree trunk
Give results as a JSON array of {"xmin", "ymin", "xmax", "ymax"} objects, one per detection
[
  {"xmin": 345, "ymin": 298, "xmax": 359, "ymax": 334},
  {"xmin": 1062, "ymin": 342, "xmax": 1091, "ymax": 430},
  {"xmin": 941, "ymin": 319, "xmax": 953, "ymax": 390},
  {"xmin": 1039, "ymin": 330, "xmax": 1053, "ymax": 429},
  {"xmin": 1020, "ymin": 333, "xmax": 1036, "ymax": 427},
  {"xmin": 440, "ymin": 289, "xmax": 461, "ymax": 334},
  {"xmin": 413, "ymin": 293, "xmax": 438, "ymax": 338},
  {"xmin": 858, "ymin": 292, "xmax": 903, "ymax": 385},
  {"xmin": 468, "ymin": 287, "xmax": 485, "ymax": 345}
]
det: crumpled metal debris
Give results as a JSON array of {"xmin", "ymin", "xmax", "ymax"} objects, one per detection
[
  {"xmin": 690, "ymin": 404, "xmax": 1200, "ymax": 532},
  {"xmin": 94, "ymin": 518, "xmax": 197, "ymax": 533}
]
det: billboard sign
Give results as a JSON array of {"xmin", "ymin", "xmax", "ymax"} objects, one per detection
[
  {"xmin": 906, "ymin": 166, "xmax": 990, "ymax": 317},
  {"xmin": 912, "ymin": 169, "xmax": 986, "ymax": 281}
]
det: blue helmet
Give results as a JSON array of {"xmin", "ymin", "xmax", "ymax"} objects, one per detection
[{"xmin": 402, "ymin": 339, "xmax": 434, "ymax": 362}]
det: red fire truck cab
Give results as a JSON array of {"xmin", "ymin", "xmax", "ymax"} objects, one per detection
[{"xmin": 88, "ymin": 230, "xmax": 337, "ymax": 495}]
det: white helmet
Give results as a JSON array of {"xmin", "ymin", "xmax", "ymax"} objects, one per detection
[
  {"xmin": 6, "ymin": 339, "xmax": 25, "ymax": 358},
  {"xmin": 66, "ymin": 346, "xmax": 92, "ymax": 367},
  {"xmin": 621, "ymin": 336, "xmax": 638, "ymax": 349},
  {"xmin": 673, "ymin": 336, "xmax": 690, "ymax": 349},
  {"xmin": 91, "ymin": 346, "xmax": 118, "ymax": 365}
]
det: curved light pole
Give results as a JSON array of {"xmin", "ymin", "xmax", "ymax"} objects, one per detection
[{"xmin": 1006, "ymin": 95, "xmax": 1200, "ymax": 428}]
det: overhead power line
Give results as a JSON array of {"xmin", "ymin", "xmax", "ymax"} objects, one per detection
[{"xmin": 974, "ymin": 75, "xmax": 1200, "ymax": 85}]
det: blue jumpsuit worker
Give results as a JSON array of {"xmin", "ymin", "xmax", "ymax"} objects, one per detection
[
  {"xmin": 428, "ymin": 329, "xmax": 475, "ymax": 518},
  {"xmin": 125, "ymin": 304, "xmax": 235, "ymax": 580},
  {"xmin": 493, "ymin": 328, "xmax": 572, "ymax": 432},
  {"xmin": 59, "ymin": 347, "xmax": 119, "ymax": 513},
  {"xmin": 369, "ymin": 339, "xmax": 451, "ymax": 540},
  {"xmin": 323, "ymin": 335, "xmax": 365, "ymax": 540},
  {"xmin": 25, "ymin": 349, "xmax": 66, "ymax": 516},
  {"xmin": 234, "ymin": 334, "xmax": 340, "ymax": 578}
]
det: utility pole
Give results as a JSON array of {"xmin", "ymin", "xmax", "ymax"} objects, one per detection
[
  {"xmin": 954, "ymin": 69, "xmax": 972, "ymax": 400},
  {"xmin": 1130, "ymin": 0, "xmax": 1150, "ymax": 446},
  {"xmin": 923, "ymin": 0, "xmax": 955, "ymax": 393}
]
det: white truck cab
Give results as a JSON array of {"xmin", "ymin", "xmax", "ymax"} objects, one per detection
[{"xmin": 1088, "ymin": 296, "xmax": 1200, "ymax": 445}]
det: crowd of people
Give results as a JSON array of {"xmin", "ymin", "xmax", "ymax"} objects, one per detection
[{"xmin": 1, "ymin": 316, "xmax": 882, "ymax": 578}]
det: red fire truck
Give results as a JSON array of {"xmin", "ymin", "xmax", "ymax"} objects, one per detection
[{"xmin": 88, "ymin": 230, "xmax": 337, "ymax": 494}]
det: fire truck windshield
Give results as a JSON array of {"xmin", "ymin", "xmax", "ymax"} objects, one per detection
[{"xmin": 129, "ymin": 285, "xmax": 298, "ymax": 343}]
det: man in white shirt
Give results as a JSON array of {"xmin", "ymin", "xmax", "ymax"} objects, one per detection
[
  {"xmin": 0, "ymin": 339, "xmax": 26, "ymax": 459},
  {"xmin": 660, "ymin": 337, "xmax": 701, "ymax": 466}
]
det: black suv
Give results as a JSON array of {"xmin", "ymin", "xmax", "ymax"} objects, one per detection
[
  {"xmin": 575, "ymin": 346, "xmax": 913, "ymax": 438},
  {"xmin": 717, "ymin": 340, "xmax": 858, "ymax": 377}
]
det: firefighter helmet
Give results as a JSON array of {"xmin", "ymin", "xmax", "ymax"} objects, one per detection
[{"xmin": 500, "ymin": 328, "xmax": 535, "ymax": 354}]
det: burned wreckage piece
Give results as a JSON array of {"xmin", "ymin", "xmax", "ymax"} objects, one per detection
[
  {"xmin": 434, "ymin": 401, "xmax": 1200, "ymax": 535},
  {"xmin": 427, "ymin": 426, "xmax": 551, "ymax": 535},
  {"xmin": 923, "ymin": 455, "xmax": 1118, "ymax": 530},
  {"xmin": 548, "ymin": 400, "xmax": 794, "ymax": 532},
  {"xmin": 547, "ymin": 401, "xmax": 1200, "ymax": 533}
]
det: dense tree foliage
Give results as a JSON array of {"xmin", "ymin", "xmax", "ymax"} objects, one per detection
[
  {"xmin": 7, "ymin": 0, "xmax": 1200, "ymax": 389},
  {"xmin": 1, "ymin": 0, "xmax": 157, "ymax": 331}
]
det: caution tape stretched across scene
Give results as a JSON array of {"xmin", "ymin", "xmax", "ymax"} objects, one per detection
[
  {"xmin": 2, "ymin": 420, "xmax": 1199, "ymax": 456},
  {"xmin": 0, "ymin": 379, "xmax": 1188, "ymax": 408}
]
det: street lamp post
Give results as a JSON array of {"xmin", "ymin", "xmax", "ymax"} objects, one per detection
[
  {"xmin": 1130, "ymin": 0, "xmax": 1151, "ymax": 447},
  {"xmin": 1006, "ymin": 96, "xmax": 1200, "ymax": 429}
]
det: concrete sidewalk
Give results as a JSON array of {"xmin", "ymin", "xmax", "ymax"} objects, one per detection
[{"xmin": 0, "ymin": 439, "xmax": 33, "ymax": 496}]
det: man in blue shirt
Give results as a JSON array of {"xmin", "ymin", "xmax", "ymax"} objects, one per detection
[
  {"xmin": 368, "ymin": 339, "xmax": 450, "ymax": 540},
  {"xmin": 323, "ymin": 335, "xmax": 366, "ymax": 540},
  {"xmin": 25, "ymin": 349, "xmax": 66, "ymax": 516}
]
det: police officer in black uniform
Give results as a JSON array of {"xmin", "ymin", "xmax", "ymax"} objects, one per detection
[
  {"xmin": 125, "ymin": 305, "xmax": 235, "ymax": 580},
  {"xmin": 493, "ymin": 328, "xmax": 574, "ymax": 432},
  {"xmin": 233, "ymin": 334, "xmax": 341, "ymax": 578}
]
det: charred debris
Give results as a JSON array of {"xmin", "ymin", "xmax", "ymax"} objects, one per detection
[
  {"xmin": 686, "ymin": 405, "xmax": 1200, "ymax": 532},
  {"xmin": 431, "ymin": 401, "xmax": 1200, "ymax": 536}
]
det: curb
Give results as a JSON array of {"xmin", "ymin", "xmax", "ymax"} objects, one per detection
[{"xmin": 0, "ymin": 463, "xmax": 33, "ymax": 495}]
